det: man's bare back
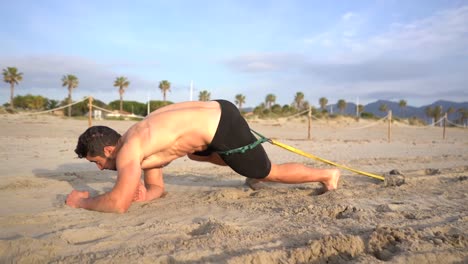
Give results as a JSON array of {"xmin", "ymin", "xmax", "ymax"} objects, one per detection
[{"xmin": 120, "ymin": 100, "xmax": 222, "ymax": 169}]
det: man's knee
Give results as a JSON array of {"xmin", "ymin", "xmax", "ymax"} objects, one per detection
[
  {"xmin": 188, "ymin": 154, "xmax": 208, "ymax": 162},
  {"xmin": 258, "ymin": 163, "xmax": 277, "ymax": 181}
]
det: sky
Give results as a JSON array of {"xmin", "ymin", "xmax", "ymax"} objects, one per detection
[{"xmin": 1, "ymin": 0, "xmax": 467, "ymax": 108}]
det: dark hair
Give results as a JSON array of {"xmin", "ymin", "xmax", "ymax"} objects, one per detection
[{"xmin": 75, "ymin": 126, "xmax": 122, "ymax": 158}]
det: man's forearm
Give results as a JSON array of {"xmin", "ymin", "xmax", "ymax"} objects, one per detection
[{"xmin": 79, "ymin": 192, "xmax": 129, "ymax": 213}]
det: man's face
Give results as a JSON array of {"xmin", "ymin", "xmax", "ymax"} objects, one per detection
[
  {"xmin": 85, "ymin": 146, "xmax": 117, "ymax": 170},
  {"xmin": 86, "ymin": 155, "xmax": 117, "ymax": 171}
]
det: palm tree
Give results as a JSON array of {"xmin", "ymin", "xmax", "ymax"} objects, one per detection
[
  {"xmin": 199, "ymin": 90, "xmax": 211, "ymax": 101},
  {"xmin": 61, "ymin": 74, "xmax": 79, "ymax": 117},
  {"xmin": 425, "ymin": 106, "xmax": 433, "ymax": 124},
  {"xmin": 433, "ymin": 106, "xmax": 443, "ymax": 125},
  {"xmin": 265, "ymin": 94, "xmax": 276, "ymax": 108},
  {"xmin": 379, "ymin": 104, "xmax": 388, "ymax": 115},
  {"xmin": 357, "ymin": 104, "xmax": 364, "ymax": 116},
  {"xmin": 294, "ymin": 92, "xmax": 304, "ymax": 109},
  {"xmin": 398, "ymin": 99, "xmax": 407, "ymax": 118},
  {"xmin": 319, "ymin": 97, "xmax": 328, "ymax": 112},
  {"xmin": 158, "ymin": 80, "xmax": 171, "ymax": 101},
  {"xmin": 337, "ymin": 99, "xmax": 347, "ymax": 114},
  {"xmin": 235, "ymin": 94, "xmax": 246, "ymax": 109},
  {"xmin": 457, "ymin": 108, "xmax": 468, "ymax": 126},
  {"xmin": 114, "ymin": 76, "xmax": 130, "ymax": 112},
  {"xmin": 426, "ymin": 106, "xmax": 443, "ymax": 126},
  {"xmin": 302, "ymin": 101, "xmax": 310, "ymax": 111},
  {"xmin": 447, "ymin": 106, "xmax": 455, "ymax": 120},
  {"xmin": 2, "ymin": 67, "xmax": 23, "ymax": 108}
]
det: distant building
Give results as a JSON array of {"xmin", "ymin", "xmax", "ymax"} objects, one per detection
[
  {"xmin": 104, "ymin": 110, "xmax": 144, "ymax": 120},
  {"xmin": 93, "ymin": 110, "xmax": 102, "ymax": 120}
]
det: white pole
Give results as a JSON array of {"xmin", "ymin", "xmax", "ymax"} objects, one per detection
[
  {"xmin": 356, "ymin": 97, "xmax": 359, "ymax": 117},
  {"xmin": 190, "ymin": 80, "xmax": 193, "ymax": 101},
  {"xmin": 147, "ymin": 92, "xmax": 150, "ymax": 115}
]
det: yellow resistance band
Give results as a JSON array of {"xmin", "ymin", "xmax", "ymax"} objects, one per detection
[{"xmin": 270, "ymin": 139, "xmax": 385, "ymax": 181}]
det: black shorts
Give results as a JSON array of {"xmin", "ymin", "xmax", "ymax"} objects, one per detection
[{"xmin": 192, "ymin": 100, "xmax": 271, "ymax": 179}]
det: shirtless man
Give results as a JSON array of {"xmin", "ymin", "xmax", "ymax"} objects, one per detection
[{"xmin": 66, "ymin": 100, "xmax": 340, "ymax": 213}]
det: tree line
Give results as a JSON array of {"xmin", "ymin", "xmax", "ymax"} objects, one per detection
[{"xmin": 3, "ymin": 66, "xmax": 468, "ymax": 125}]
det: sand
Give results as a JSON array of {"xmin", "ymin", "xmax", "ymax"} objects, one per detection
[{"xmin": 0, "ymin": 114, "xmax": 467, "ymax": 263}]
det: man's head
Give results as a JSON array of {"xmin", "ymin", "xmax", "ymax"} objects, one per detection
[{"xmin": 75, "ymin": 126, "xmax": 121, "ymax": 170}]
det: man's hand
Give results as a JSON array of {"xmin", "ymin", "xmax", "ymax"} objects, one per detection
[{"xmin": 66, "ymin": 190, "xmax": 90, "ymax": 208}]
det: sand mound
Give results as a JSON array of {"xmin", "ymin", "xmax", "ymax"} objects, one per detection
[{"xmin": 190, "ymin": 218, "xmax": 240, "ymax": 237}]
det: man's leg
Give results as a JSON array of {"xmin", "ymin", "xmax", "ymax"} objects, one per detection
[{"xmin": 260, "ymin": 163, "xmax": 340, "ymax": 191}]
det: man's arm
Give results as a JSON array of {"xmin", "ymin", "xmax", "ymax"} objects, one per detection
[
  {"xmin": 137, "ymin": 168, "xmax": 165, "ymax": 202},
  {"xmin": 67, "ymin": 145, "xmax": 142, "ymax": 213}
]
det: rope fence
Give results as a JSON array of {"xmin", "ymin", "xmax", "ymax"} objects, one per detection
[
  {"xmin": 276, "ymin": 107, "xmax": 467, "ymax": 142},
  {"xmin": 8, "ymin": 96, "xmax": 467, "ymax": 141},
  {"xmin": 349, "ymin": 114, "xmax": 389, "ymax": 130},
  {"xmin": 90, "ymin": 104, "xmax": 115, "ymax": 113},
  {"xmin": 13, "ymin": 96, "xmax": 144, "ymax": 127},
  {"xmin": 446, "ymin": 119, "xmax": 467, "ymax": 128},
  {"xmin": 18, "ymin": 97, "xmax": 90, "ymax": 115}
]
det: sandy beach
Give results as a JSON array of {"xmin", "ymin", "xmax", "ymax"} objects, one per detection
[{"xmin": 0, "ymin": 113, "xmax": 467, "ymax": 263}]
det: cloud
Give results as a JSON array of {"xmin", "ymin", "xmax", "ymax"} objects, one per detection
[
  {"xmin": 303, "ymin": 32, "xmax": 335, "ymax": 47},
  {"xmin": 341, "ymin": 12, "xmax": 356, "ymax": 21},
  {"xmin": 303, "ymin": 10, "xmax": 363, "ymax": 47},
  {"xmin": 225, "ymin": 53, "xmax": 306, "ymax": 73},
  {"xmin": 0, "ymin": 55, "xmax": 160, "ymax": 103},
  {"xmin": 342, "ymin": 5, "xmax": 468, "ymax": 61},
  {"xmin": 224, "ymin": 6, "xmax": 468, "ymax": 105},
  {"xmin": 2, "ymin": 55, "xmax": 109, "ymax": 89}
]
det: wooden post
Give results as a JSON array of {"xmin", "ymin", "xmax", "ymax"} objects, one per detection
[
  {"xmin": 443, "ymin": 113, "xmax": 447, "ymax": 139},
  {"xmin": 307, "ymin": 106, "xmax": 312, "ymax": 140},
  {"xmin": 88, "ymin": 96, "xmax": 93, "ymax": 127},
  {"xmin": 387, "ymin": 110, "xmax": 392, "ymax": 142}
]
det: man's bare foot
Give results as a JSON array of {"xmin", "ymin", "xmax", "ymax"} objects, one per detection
[
  {"xmin": 322, "ymin": 169, "xmax": 340, "ymax": 191},
  {"xmin": 133, "ymin": 181, "xmax": 147, "ymax": 202}
]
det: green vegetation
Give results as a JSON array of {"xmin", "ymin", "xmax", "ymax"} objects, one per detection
[
  {"xmin": 12, "ymin": 94, "xmax": 53, "ymax": 110},
  {"xmin": 198, "ymin": 90, "xmax": 211, "ymax": 101},
  {"xmin": 2, "ymin": 67, "xmax": 23, "ymax": 108},
  {"xmin": 337, "ymin": 99, "xmax": 347, "ymax": 114},
  {"xmin": 61, "ymin": 74, "xmax": 79, "ymax": 117},
  {"xmin": 114, "ymin": 76, "xmax": 130, "ymax": 112},
  {"xmin": 158, "ymin": 80, "xmax": 171, "ymax": 102},
  {"xmin": 235, "ymin": 94, "xmax": 246, "ymax": 111}
]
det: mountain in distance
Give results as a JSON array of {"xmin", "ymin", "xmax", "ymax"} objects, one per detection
[{"xmin": 327, "ymin": 100, "xmax": 468, "ymax": 121}]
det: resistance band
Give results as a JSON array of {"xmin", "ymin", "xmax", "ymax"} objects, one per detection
[
  {"xmin": 220, "ymin": 129, "xmax": 385, "ymax": 181},
  {"xmin": 269, "ymin": 139, "xmax": 385, "ymax": 181}
]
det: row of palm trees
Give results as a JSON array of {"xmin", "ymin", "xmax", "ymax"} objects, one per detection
[
  {"xmin": 3, "ymin": 66, "xmax": 467, "ymax": 124},
  {"xmin": 2, "ymin": 67, "xmax": 172, "ymax": 116},
  {"xmin": 0, "ymin": 66, "xmax": 409, "ymax": 116},
  {"xmin": 243, "ymin": 92, "xmax": 406, "ymax": 116},
  {"xmin": 235, "ymin": 92, "xmax": 466, "ymax": 125}
]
